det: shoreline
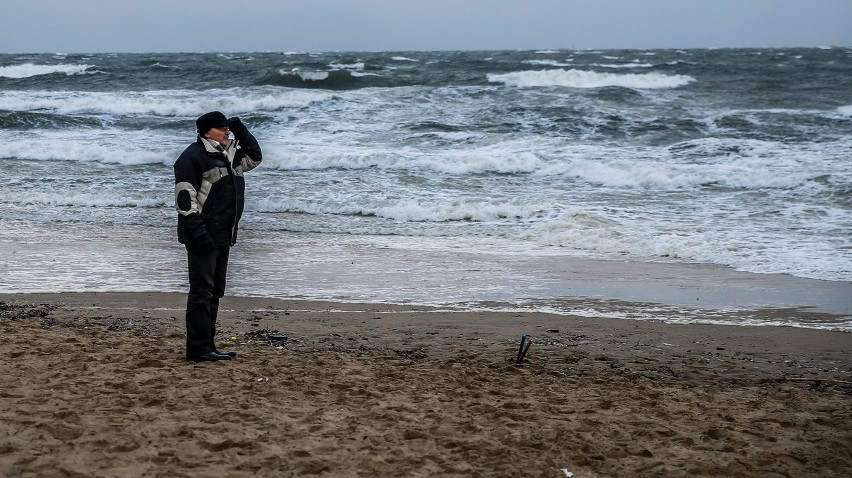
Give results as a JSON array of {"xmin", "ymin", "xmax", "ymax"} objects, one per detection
[
  {"xmin": 1, "ymin": 291, "xmax": 851, "ymax": 476},
  {"xmin": 3, "ymin": 223, "xmax": 851, "ymax": 326},
  {"xmin": 2, "ymin": 291, "xmax": 851, "ymax": 380}
]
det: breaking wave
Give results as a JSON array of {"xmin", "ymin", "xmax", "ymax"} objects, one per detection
[
  {"xmin": 257, "ymin": 69, "xmax": 395, "ymax": 89},
  {"xmin": 487, "ymin": 69, "xmax": 695, "ymax": 89},
  {"xmin": 0, "ymin": 63, "xmax": 94, "ymax": 78}
]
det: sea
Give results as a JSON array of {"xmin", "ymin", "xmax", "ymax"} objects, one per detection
[{"xmin": 1, "ymin": 48, "xmax": 851, "ymax": 330}]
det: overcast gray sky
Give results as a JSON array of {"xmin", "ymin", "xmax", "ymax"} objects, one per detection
[{"xmin": 4, "ymin": 0, "xmax": 851, "ymax": 53}]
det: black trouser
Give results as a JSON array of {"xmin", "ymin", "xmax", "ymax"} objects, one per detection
[{"xmin": 185, "ymin": 245, "xmax": 230, "ymax": 358}]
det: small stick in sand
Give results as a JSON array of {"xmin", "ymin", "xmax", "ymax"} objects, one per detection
[{"xmin": 516, "ymin": 334, "xmax": 532, "ymax": 364}]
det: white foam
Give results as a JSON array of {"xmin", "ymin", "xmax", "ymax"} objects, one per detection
[
  {"xmin": 262, "ymin": 135, "xmax": 846, "ymax": 192},
  {"xmin": 4, "ymin": 190, "xmax": 166, "ymax": 208},
  {"xmin": 838, "ymin": 105, "xmax": 852, "ymax": 117},
  {"xmin": 328, "ymin": 62, "xmax": 365, "ymax": 70},
  {"xmin": 391, "ymin": 56, "xmax": 419, "ymax": 62},
  {"xmin": 289, "ymin": 70, "xmax": 329, "ymax": 81},
  {"xmin": 487, "ymin": 69, "xmax": 695, "ymax": 89},
  {"xmin": 523, "ymin": 59, "xmax": 573, "ymax": 67},
  {"xmin": 518, "ymin": 210, "xmax": 733, "ymax": 262},
  {"xmin": 263, "ymin": 141, "xmax": 549, "ymax": 176},
  {"xmin": 4, "ymin": 131, "xmax": 174, "ymax": 165},
  {"xmin": 592, "ymin": 62, "xmax": 653, "ymax": 69},
  {"xmin": 0, "ymin": 87, "xmax": 334, "ymax": 116},
  {"xmin": 552, "ymin": 156, "xmax": 808, "ymax": 190},
  {"xmin": 255, "ymin": 195, "xmax": 547, "ymax": 223},
  {"xmin": 0, "ymin": 63, "xmax": 93, "ymax": 78},
  {"xmin": 515, "ymin": 197, "xmax": 852, "ymax": 283}
]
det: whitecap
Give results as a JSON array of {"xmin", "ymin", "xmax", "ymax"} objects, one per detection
[
  {"xmin": 291, "ymin": 70, "xmax": 329, "ymax": 81},
  {"xmin": 0, "ymin": 63, "xmax": 93, "ymax": 78},
  {"xmin": 328, "ymin": 62, "xmax": 365, "ymax": 70},
  {"xmin": 523, "ymin": 59, "xmax": 573, "ymax": 67},
  {"xmin": 0, "ymin": 87, "xmax": 334, "ymax": 116},
  {"xmin": 592, "ymin": 63, "xmax": 653, "ymax": 69},
  {"xmin": 254, "ymin": 195, "xmax": 548, "ymax": 224},
  {"xmin": 5, "ymin": 190, "xmax": 166, "ymax": 208},
  {"xmin": 264, "ymin": 142, "xmax": 548, "ymax": 176},
  {"xmin": 486, "ymin": 69, "xmax": 695, "ymax": 89},
  {"xmin": 5, "ymin": 133, "xmax": 169, "ymax": 165}
]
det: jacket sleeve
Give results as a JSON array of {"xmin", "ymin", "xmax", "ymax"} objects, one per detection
[
  {"xmin": 230, "ymin": 121, "xmax": 262, "ymax": 173},
  {"xmin": 174, "ymin": 148, "xmax": 211, "ymax": 244}
]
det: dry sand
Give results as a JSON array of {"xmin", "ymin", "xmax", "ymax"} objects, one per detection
[{"xmin": 1, "ymin": 292, "xmax": 850, "ymax": 477}]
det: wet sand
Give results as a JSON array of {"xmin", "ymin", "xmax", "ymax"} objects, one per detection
[{"xmin": 1, "ymin": 292, "xmax": 850, "ymax": 477}]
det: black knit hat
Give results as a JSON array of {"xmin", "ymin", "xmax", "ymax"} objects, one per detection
[{"xmin": 196, "ymin": 111, "xmax": 229, "ymax": 134}]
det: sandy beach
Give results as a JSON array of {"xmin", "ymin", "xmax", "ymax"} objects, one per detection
[{"xmin": 1, "ymin": 291, "xmax": 850, "ymax": 477}]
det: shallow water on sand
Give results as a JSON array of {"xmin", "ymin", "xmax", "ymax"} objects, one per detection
[{"xmin": 2, "ymin": 221, "xmax": 849, "ymax": 330}]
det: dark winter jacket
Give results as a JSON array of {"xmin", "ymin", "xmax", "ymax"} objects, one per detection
[{"xmin": 173, "ymin": 122, "xmax": 262, "ymax": 248}]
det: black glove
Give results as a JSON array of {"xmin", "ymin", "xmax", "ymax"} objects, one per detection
[{"xmin": 227, "ymin": 117, "xmax": 248, "ymax": 135}]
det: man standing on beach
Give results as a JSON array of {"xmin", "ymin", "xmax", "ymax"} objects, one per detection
[{"xmin": 174, "ymin": 111, "xmax": 262, "ymax": 362}]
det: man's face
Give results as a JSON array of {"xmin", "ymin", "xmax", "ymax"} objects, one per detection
[{"xmin": 205, "ymin": 126, "xmax": 230, "ymax": 145}]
